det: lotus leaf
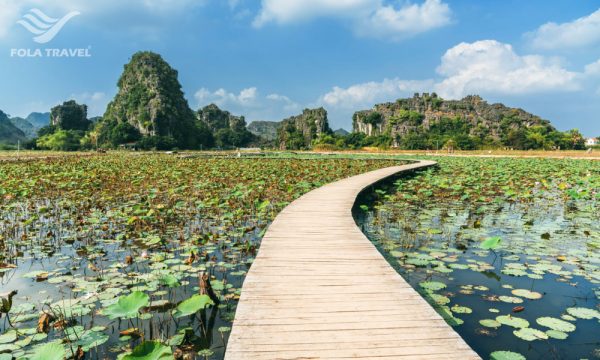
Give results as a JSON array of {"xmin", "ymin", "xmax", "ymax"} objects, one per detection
[
  {"xmin": 496, "ymin": 315, "xmax": 529, "ymax": 328},
  {"xmin": 102, "ymin": 291, "xmax": 149, "ymax": 319},
  {"xmin": 122, "ymin": 341, "xmax": 172, "ymax": 360},
  {"xmin": 490, "ymin": 350, "xmax": 526, "ymax": 360},
  {"xmin": 513, "ymin": 327, "xmax": 548, "ymax": 341},
  {"xmin": 566, "ymin": 307, "xmax": 600, "ymax": 320},
  {"xmin": 172, "ymin": 294, "xmax": 214, "ymax": 318},
  {"xmin": 536, "ymin": 317, "xmax": 575, "ymax": 332}
]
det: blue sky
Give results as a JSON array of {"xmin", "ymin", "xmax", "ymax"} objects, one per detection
[{"xmin": 0, "ymin": 0, "xmax": 599, "ymax": 136}]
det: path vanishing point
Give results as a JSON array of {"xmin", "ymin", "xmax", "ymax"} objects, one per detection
[{"xmin": 225, "ymin": 160, "xmax": 480, "ymax": 359}]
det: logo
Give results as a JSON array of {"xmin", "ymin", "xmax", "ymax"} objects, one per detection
[
  {"xmin": 11, "ymin": 8, "xmax": 90, "ymax": 58},
  {"xmin": 17, "ymin": 8, "xmax": 80, "ymax": 44}
]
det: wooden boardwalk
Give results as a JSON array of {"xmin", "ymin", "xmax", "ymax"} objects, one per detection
[{"xmin": 225, "ymin": 161, "xmax": 480, "ymax": 360}]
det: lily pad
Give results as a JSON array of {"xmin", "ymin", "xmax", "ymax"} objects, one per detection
[
  {"xmin": 496, "ymin": 315, "xmax": 529, "ymax": 328},
  {"xmin": 490, "ymin": 350, "xmax": 526, "ymax": 360},
  {"xmin": 419, "ymin": 281, "xmax": 446, "ymax": 292},
  {"xmin": 536, "ymin": 317, "xmax": 576, "ymax": 332},
  {"xmin": 28, "ymin": 341, "xmax": 65, "ymax": 360},
  {"xmin": 498, "ymin": 296, "xmax": 523, "ymax": 304},
  {"xmin": 565, "ymin": 307, "xmax": 600, "ymax": 320},
  {"xmin": 172, "ymin": 294, "xmax": 214, "ymax": 318},
  {"xmin": 513, "ymin": 327, "xmax": 548, "ymax": 341},
  {"xmin": 511, "ymin": 289, "xmax": 542, "ymax": 300},
  {"xmin": 102, "ymin": 291, "xmax": 149, "ymax": 319},
  {"xmin": 122, "ymin": 341, "xmax": 172, "ymax": 360},
  {"xmin": 450, "ymin": 305, "xmax": 472, "ymax": 314},
  {"xmin": 546, "ymin": 330, "xmax": 568, "ymax": 340},
  {"xmin": 479, "ymin": 319, "xmax": 501, "ymax": 328}
]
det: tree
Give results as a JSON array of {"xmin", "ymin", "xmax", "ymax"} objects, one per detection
[
  {"xmin": 36, "ymin": 130, "xmax": 84, "ymax": 151},
  {"xmin": 50, "ymin": 100, "xmax": 91, "ymax": 131},
  {"xmin": 363, "ymin": 112, "xmax": 383, "ymax": 125},
  {"xmin": 109, "ymin": 122, "xmax": 142, "ymax": 146}
]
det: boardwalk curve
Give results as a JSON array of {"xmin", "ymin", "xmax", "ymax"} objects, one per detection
[{"xmin": 225, "ymin": 160, "xmax": 480, "ymax": 359}]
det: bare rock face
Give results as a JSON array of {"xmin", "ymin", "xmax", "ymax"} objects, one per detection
[
  {"xmin": 278, "ymin": 108, "xmax": 331, "ymax": 150},
  {"xmin": 352, "ymin": 93, "xmax": 555, "ymax": 141},
  {"xmin": 247, "ymin": 121, "xmax": 279, "ymax": 141}
]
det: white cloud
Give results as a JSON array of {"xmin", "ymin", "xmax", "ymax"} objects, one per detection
[
  {"xmin": 253, "ymin": 0, "xmax": 375, "ymax": 27},
  {"xmin": 320, "ymin": 78, "xmax": 433, "ymax": 109},
  {"xmin": 526, "ymin": 8, "xmax": 600, "ymax": 50},
  {"xmin": 195, "ymin": 87, "xmax": 258, "ymax": 108},
  {"xmin": 356, "ymin": 0, "xmax": 452, "ymax": 40},
  {"xmin": 194, "ymin": 87, "xmax": 301, "ymax": 121},
  {"xmin": 585, "ymin": 59, "xmax": 600, "ymax": 76},
  {"xmin": 317, "ymin": 39, "xmax": 584, "ymax": 127},
  {"xmin": 253, "ymin": 0, "xmax": 451, "ymax": 40},
  {"xmin": 434, "ymin": 40, "xmax": 580, "ymax": 99},
  {"xmin": 0, "ymin": 0, "xmax": 21, "ymax": 37}
]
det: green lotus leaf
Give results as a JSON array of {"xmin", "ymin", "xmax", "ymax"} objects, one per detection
[
  {"xmin": 28, "ymin": 341, "xmax": 65, "ymax": 360},
  {"xmin": 437, "ymin": 306, "xmax": 464, "ymax": 326},
  {"xmin": 496, "ymin": 315, "xmax": 529, "ymax": 328},
  {"xmin": 513, "ymin": 327, "xmax": 548, "ymax": 341},
  {"xmin": 0, "ymin": 330, "xmax": 17, "ymax": 344},
  {"xmin": 159, "ymin": 274, "xmax": 180, "ymax": 288},
  {"xmin": 498, "ymin": 296, "xmax": 523, "ymax": 304},
  {"xmin": 545, "ymin": 330, "xmax": 568, "ymax": 340},
  {"xmin": 419, "ymin": 281, "xmax": 446, "ymax": 292},
  {"xmin": 479, "ymin": 319, "xmax": 501, "ymax": 328},
  {"xmin": 511, "ymin": 289, "xmax": 542, "ymax": 300},
  {"xmin": 536, "ymin": 317, "xmax": 576, "ymax": 332},
  {"xmin": 102, "ymin": 291, "xmax": 149, "ymax": 319},
  {"xmin": 480, "ymin": 236, "xmax": 501, "ymax": 250},
  {"xmin": 122, "ymin": 341, "xmax": 173, "ymax": 360},
  {"xmin": 172, "ymin": 294, "xmax": 214, "ymax": 318},
  {"xmin": 490, "ymin": 350, "xmax": 526, "ymax": 360},
  {"xmin": 429, "ymin": 293, "xmax": 450, "ymax": 305},
  {"xmin": 565, "ymin": 307, "xmax": 600, "ymax": 320},
  {"xmin": 450, "ymin": 305, "xmax": 472, "ymax": 314}
]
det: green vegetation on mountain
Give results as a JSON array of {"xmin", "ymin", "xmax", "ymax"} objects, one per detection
[
  {"xmin": 333, "ymin": 128, "xmax": 350, "ymax": 136},
  {"xmin": 35, "ymin": 101, "xmax": 93, "ymax": 151},
  {"xmin": 50, "ymin": 100, "xmax": 92, "ymax": 131},
  {"xmin": 0, "ymin": 110, "xmax": 27, "ymax": 146},
  {"xmin": 278, "ymin": 108, "xmax": 331, "ymax": 150},
  {"xmin": 9, "ymin": 117, "xmax": 36, "ymax": 138},
  {"xmin": 197, "ymin": 104, "xmax": 254, "ymax": 148},
  {"xmin": 10, "ymin": 52, "xmax": 592, "ymax": 152},
  {"xmin": 9, "ymin": 112, "xmax": 51, "ymax": 140},
  {"xmin": 351, "ymin": 93, "xmax": 585, "ymax": 150},
  {"xmin": 99, "ymin": 51, "xmax": 210, "ymax": 149}
]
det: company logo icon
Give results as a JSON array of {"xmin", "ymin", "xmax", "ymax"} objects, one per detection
[{"xmin": 17, "ymin": 8, "xmax": 80, "ymax": 44}]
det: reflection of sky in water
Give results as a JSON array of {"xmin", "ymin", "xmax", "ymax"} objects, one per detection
[
  {"xmin": 0, "ymin": 201, "xmax": 262, "ymax": 359},
  {"xmin": 359, "ymin": 191, "xmax": 599, "ymax": 360}
]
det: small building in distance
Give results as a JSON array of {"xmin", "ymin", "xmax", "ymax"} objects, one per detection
[{"xmin": 585, "ymin": 138, "xmax": 598, "ymax": 147}]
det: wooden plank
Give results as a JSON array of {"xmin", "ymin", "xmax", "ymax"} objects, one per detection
[{"xmin": 225, "ymin": 161, "xmax": 481, "ymax": 360}]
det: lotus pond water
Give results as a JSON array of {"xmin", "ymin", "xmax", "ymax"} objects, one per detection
[
  {"xmin": 0, "ymin": 153, "xmax": 402, "ymax": 359},
  {"xmin": 357, "ymin": 157, "xmax": 600, "ymax": 360}
]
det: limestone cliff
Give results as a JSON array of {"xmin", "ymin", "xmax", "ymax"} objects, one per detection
[
  {"xmin": 277, "ymin": 108, "xmax": 331, "ymax": 149},
  {"xmin": 353, "ymin": 93, "xmax": 555, "ymax": 144}
]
